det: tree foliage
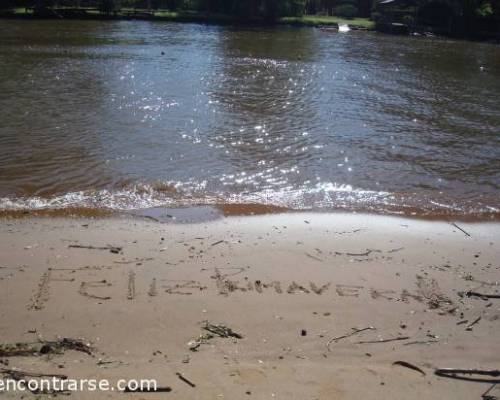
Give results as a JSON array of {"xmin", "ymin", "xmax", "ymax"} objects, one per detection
[
  {"xmin": 2, "ymin": 0, "xmax": 498, "ymax": 37},
  {"xmin": 374, "ymin": 0, "xmax": 500, "ymax": 36}
]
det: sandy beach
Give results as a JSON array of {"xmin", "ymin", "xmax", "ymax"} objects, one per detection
[{"xmin": 0, "ymin": 212, "xmax": 499, "ymax": 399}]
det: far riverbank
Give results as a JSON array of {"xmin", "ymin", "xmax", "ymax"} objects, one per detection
[{"xmin": 0, "ymin": 8, "xmax": 375, "ymax": 29}]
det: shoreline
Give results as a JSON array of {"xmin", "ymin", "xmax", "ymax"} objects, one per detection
[
  {"xmin": 1, "ymin": 203, "xmax": 499, "ymax": 223},
  {"xmin": 2, "ymin": 10, "xmax": 499, "ymax": 42},
  {"xmin": 1, "ymin": 212, "xmax": 499, "ymax": 398},
  {"xmin": 0, "ymin": 9, "xmax": 375, "ymax": 30}
]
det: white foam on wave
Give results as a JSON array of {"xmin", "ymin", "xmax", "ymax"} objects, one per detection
[
  {"xmin": 0, "ymin": 181, "xmax": 496, "ymax": 218},
  {"xmin": 0, "ymin": 181, "xmax": 389, "ymax": 211}
]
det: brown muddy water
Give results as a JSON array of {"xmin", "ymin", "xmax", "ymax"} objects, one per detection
[{"xmin": 0, "ymin": 20, "xmax": 499, "ymax": 219}]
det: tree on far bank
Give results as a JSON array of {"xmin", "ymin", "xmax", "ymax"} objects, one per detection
[{"xmin": 99, "ymin": 0, "xmax": 119, "ymax": 14}]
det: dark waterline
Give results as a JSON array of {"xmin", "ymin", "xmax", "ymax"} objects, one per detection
[{"xmin": 0, "ymin": 20, "xmax": 499, "ymax": 219}]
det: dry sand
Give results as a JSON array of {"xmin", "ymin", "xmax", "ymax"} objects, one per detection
[{"xmin": 0, "ymin": 212, "xmax": 499, "ymax": 399}]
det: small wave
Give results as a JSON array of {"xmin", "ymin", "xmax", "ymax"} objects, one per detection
[
  {"xmin": 0, "ymin": 181, "xmax": 498, "ymax": 221},
  {"xmin": 0, "ymin": 186, "xmax": 176, "ymax": 211}
]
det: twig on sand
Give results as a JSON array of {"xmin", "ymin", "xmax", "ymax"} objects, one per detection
[
  {"xmin": 0, "ymin": 368, "xmax": 68, "ymax": 380},
  {"xmin": 211, "ymin": 240, "xmax": 225, "ymax": 247},
  {"xmin": 114, "ymin": 257, "xmax": 153, "ymax": 265},
  {"xmin": 403, "ymin": 340, "xmax": 439, "ymax": 346},
  {"xmin": 42, "ymin": 337, "xmax": 93, "ymax": 355},
  {"xmin": 176, "ymin": 372, "xmax": 196, "ymax": 387},
  {"xmin": 124, "ymin": 385, "xmax": 172, "ymax": 393},
  {"xmin": 466, "ymin": 316, "xmax": 481, "ymax": 331},
  {"xmin": 188, "ymin": 322, "xmax": 243, "ymax": 351},
  {"xmin": 68, "ymin": 244, "xmax": 122, "ymax": 254},
  {"xmin": 482, "ymin": 383, "xmax": 498, "ymax": 400},
  {"xmin": 346, "ymin": 249, "xmax": 380, "ymax": 257},
  {"xmin": 459, "ymin": 291, "xmax": 500, "ymax": 300},
  {"xmin": 451, "ymin": 223, "xmax": 471, "ymax": 237},
  {"xmin": 202, "ymin": 322, "xmax": 243, "ymax": 339},
  {"xmin": 326, "ymin": 327, "xmax": 375, "ymax": 351},
  {"xmin": 355, "ymin": 336, "xmax": 410, "ymax": 345},
  {"xmin": 393, "ymin": 361, "xmax": 426, "ymax": 376},
  {"xmin": 0, "ymin": 338, "xmax": 92, "ymax": 357},
  {"xmin": 435, "ymin": 369, "xmax": 500, "ymax": 383}
]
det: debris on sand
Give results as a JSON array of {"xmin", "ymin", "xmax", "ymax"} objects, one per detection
[
  {"xmin": 188, "ymin": 322, "xmax": 243, "ymax": 351},
  {"xmin": 326, "ymin": 326, "xmax": 375, "ymax": 351},
  {"xmin": 346, "ymin": 249, "xmax": 381, "ymax": 257},
  {"xmin": 465, "ymin": 316, "xmax": 482, "ymax": 331},
  {"xmin": 434, "ymin": 368, "xmax": 500, "ymax": 383},
  {"xmin": 203, "ymin": 322, "xmax": 243, "ymax": 339},
  {"xmin": 403, "ymin": 340, "xmax": 439, "ymax": 346},
  {"xmin": 393, "ymin": 361, "xmax": 426, "ymax": 376},
  {"xmin": 355, "ymin": 336, "xmax": 410, "ymax": 345},
  {"xmin": 481, "ymin": 383, "xmax": 498, "ymax": 400},
  {"xmin": 0, "ymin": 368, "xmax": 68, "ymax": 380},
  {"xmin": 0, "ymin": 368, "xmax": 70, "ymax": 395},
  {"xmin": 459, "ymin": 290, "xmax": 500, "ymax": 300},
  {"xmin": 451, "ymin": 222, "xmax": 471, "ymax": 237},
  {"xmin": 123, "ymin": 385, "xmax": 172, "ymax": 393},
  {"xmin": 114, "ymin": 257, "xmax": 154, "ymax": 265},
  {"xmin": 176, "ymin": 372, "xmax": 196, "ymax": 387},
  {"xmin": 0, "ymin": 338, "xmax": 92, "ymax": 357},
  {"xmin": 415, "ymin": 275, "xmax": 454, "ymax": 312},
  {"xmin": 68, "ymin": 244, "xmax": 122, "ymax": 254}
]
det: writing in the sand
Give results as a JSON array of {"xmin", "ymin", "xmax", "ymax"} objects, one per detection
[{"xmin": 26, "ymin": 267, "xmax": 423, "ymax": 310}]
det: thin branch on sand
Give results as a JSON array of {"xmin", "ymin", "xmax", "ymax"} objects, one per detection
[
  {"xmin": 326, "ymin": 326, "xmax": 375, "ymax": 351},
  {"xmin": 355, "ymin": 336, "xmax": 410, "ymax": 344},
  {"xmin": 451, "ymin": 223, "xmax": 471, "ymax": 237}
]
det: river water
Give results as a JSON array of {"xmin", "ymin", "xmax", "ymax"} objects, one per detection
[{"xmin": 0, "ymin": 20, "xmax": 499, "ymax": 219}]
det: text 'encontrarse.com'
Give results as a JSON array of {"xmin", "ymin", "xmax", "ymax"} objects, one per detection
[{"xmin": 0, "ymin": 377, "xmax": 159, "ymax": 392}]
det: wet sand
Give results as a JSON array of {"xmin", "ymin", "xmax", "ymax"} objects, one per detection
[{"xmin": 0, "ymin": 213, "xmax": 499, "ymax": 399}]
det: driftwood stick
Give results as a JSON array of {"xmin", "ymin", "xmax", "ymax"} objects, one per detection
[
  {"xmin": 326, "ymin": 326, "xmax": 375, "ymax": 351},
  {"xmin": 202, "ymin": 323, "xmax": 243, "ymax": 339},
  {"xmin": 482, "ymin": 383, "xmax": 498, "ymax": 399},
  {"xmin": 0, "ymin": 338, "xmax": 92, "ymax": 357},
  {"xmin": 355, "ymin": 336, "xmax": 410, "ymax": 344},
  {"xmin": 403, "ymin": 340, "xmax": 439, "ymax": 346},
  {"xmin": 393, "ymin": 361, "xmax": 426, "ymax": 376},
  {"xmin": 0, "ymin": 368, "xmax": 68, "ymax": 380},
  {"xmin": 176, "ymin": 372, "xmax": 196, "ymax": 387},
  {"xmin": 460, "ymin": 291, "xmax": 500, "ymax": 300},
  {"xmin": 451, "ymin": 223, "xmax": 471, "ymax": 237},
  {"xmin": 466, "ymin": 316, "xmax": 481, "ymax": 331},
  {"xmin": 346, "ymin": 249, "xmax": 378, "ymax": 257},
  {"xmin": 68, "ymin": 244, "xmax": 122, "ymax": 253},
  {"xmin": 124, "ymin": 386, "xmax": 172, "ymax": 393},
  {"xmin": 435, "ymin": 368, "xmax": 500, "ymax": 383}
]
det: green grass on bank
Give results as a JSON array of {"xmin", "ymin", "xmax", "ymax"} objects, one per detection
[
  {"xmin": 3, "ymin": 8, "xmax": 374, "ymax": 29},
  {"xmin": 11, "ymin": 7, "xmax": 33, "ymax": 15},
  {"xmin": 280, "ymin": 15, "xmax": 375, "ymax": 29}
]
